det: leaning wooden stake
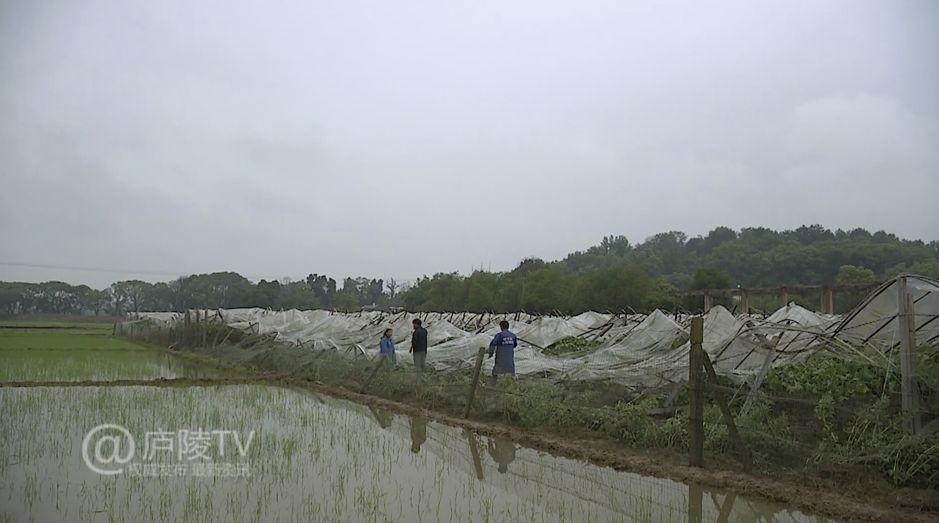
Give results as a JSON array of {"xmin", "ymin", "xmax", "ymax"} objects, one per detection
[
  {"xmin": 897, "ymin": 276, "xmax": 922, "ymax": 434},
  {"xmin": 464, "ymin": 347, "xmax": 487, "ymax": 418},
  {"xmin": 702, "ymin": 352, "xmax": 752, "ymax": 468},
  {"xmin": 688, "ymin": 316, "xmax": 705, "ymax": 467}
]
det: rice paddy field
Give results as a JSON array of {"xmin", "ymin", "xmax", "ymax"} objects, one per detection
[{"xmin": 0, "ymin": 321, "xmax": 833, "ymax": 522}]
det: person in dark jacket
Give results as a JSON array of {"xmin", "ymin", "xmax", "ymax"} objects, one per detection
[
  {"xmin": 488, "ymin": 320, "xmax": 517, "ymax": 380},
  {"xmin": 410, "ymin": 318, "xmax": 428, "ymax": 372}
]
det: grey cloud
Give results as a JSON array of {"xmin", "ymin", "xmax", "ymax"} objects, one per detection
[{"xmin": 1, "ymin": 0, "xmax": 936, "ymax": 288}]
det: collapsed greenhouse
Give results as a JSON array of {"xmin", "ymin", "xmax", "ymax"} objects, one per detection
[{"xmin": 130, "ymin": 275, "xmax": 939, "ymax": 391}]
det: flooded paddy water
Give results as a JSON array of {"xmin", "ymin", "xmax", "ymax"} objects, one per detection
[{"xmin": 0, "ymin": 324, "xmax": 834, "ymax": 522}]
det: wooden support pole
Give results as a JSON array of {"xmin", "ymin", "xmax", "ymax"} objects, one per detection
[
  {"xmin": 740, "ymin": 290, "xmax": 749, "ymax": 316},
  {"xmin": 202, "ymin": 310, "xmax": 208, "ymax": 347},
  {"xmin": 703, "ymin": 293, "xmax": 713, "ymax": 312},
  {"xmin": 897, "ymin": 276, "xmax": 922, "ymax": 434},
  {"xmin": 688, "ymin": 316, "xmax": 704, "ymax": 467},
  {"xmin": 702, "ymin": 353, "xmax": 752, "ymax": 468},
  {"xmin": 781, "ymin": 287, "xmax": 789, "ymax": 306},
  {"xmin": 464, "ymin": 347, "xmax": 487, "ymax": 418}
]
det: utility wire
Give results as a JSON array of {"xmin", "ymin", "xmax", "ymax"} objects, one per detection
[{"xmin": 0, "ymin": 260, "xmax": 271, "ymax": 281}]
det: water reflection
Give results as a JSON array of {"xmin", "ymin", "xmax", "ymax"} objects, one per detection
[
  {"xmin": 487, "ymin": 436, "xmax": 516, "ymax": 474},
  {"xmin": 409, "ymin": 415, "xmax": 427, "ymax": 453},
  {"xmin": 686, "ymin": 486, "xmax": 786, "ymax": 523},
  {"xmin": 688, "ymin": 483, "xmax": 703, "ymax": 523},
  {"xmin": 368, "ymin": 405, "xmax": 393, "ymax": 429},
  {"xmin": 464, "ymin": 430, "xmax": 485, "ymax": 480},
  {"xmin": 713, "ymin": 491, "xmax": 738, "ymax": 523}
]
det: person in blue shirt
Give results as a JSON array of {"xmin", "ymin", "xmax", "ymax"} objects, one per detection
[
  {"xmin": 379, "ymin": 328, "xmax": 396, "ymax": 364},
  {"xmin": 488, "ymin": 320, "xmax": 517, "ymax": 379}
]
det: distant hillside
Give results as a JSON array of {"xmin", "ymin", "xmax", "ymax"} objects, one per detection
[{"xmin": 2, "ymin": 225, "xmax": 937, "ymax": 316}]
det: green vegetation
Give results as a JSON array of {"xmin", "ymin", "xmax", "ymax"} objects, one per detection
[
  {"xmin": 3, "ymin": 225, "xmax": 939, "ymax": 315},
  {"xmin": 543, "ymin": 336, "xmax": 604, "ymax": 356},
  {"xmin": 0, "ymin": 321, "xmax": 130, "ymax": 351},
  {"xmin": 763, "ymin": 355, "xmax": 939, "ymax": 488},
  {"xmin": 0, "ymin": 330, "xmax": 138, "ymax": 351},
  {"xmin": 0, "ymin": 322, "xmax": 232, "ymax": 381}
]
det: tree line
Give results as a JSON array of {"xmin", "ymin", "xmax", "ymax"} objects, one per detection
[{"xmin": 2, "ymin": 225, "xmax": 937, "ymax": 316}]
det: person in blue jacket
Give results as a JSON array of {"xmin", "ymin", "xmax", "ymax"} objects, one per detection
[
  {"xmin": 488, "ymin": 320, "xmax": 517, "ymax": 379},
  {"xmin": 379, "ymin": 328, "xmax": 396, "ymax": 364}
]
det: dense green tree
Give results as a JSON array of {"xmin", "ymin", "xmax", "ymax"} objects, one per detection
[
  {"xmin": 835, "ymin": 265, "xmax": 876, "ymax": 285},
  {"xmin": 333, "ymin": 290, "xmax": 359, "ymax": 311},
  {"xmin": 691, "ymin": 268, "xmax": 732, "ymax": 290},
  {"xmin": 3, "ymin": 225, "xmax": 938, "ymax": 317},
  {"xmin": 521, "ymin": 267, "xmax": 569, "ymax": 313}
]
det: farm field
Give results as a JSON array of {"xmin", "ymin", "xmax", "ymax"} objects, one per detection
[
  {"xmin": 0, "ymin": 323, "xmax": 231, "ymax": 381},
  {"xmin": 0, "ymin": 321, "xmax": 833, "ymax": 522}
]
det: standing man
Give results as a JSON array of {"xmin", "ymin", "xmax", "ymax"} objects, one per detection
[
  {"xmin": 410, "ymin": 318, "xmax": 428, "ymax": 372},
  {"xmin": 488, "ymin": 320, "xmax": 517, "ymax": 380}
]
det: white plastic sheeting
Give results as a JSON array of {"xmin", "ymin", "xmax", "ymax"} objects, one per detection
[
  {"xmin": 132, "ymin": 275, "xmax": 938, "ymax": 389},
  {"xmin": 836, "ymin": 275, "xmax": 939, "ymax": 348}
]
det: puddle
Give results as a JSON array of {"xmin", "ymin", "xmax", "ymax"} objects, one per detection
[{"xmin": 0, "ymin": 385, "xmax": 835, "ymax": 522}]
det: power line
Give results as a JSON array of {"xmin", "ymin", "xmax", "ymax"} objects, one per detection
[
  {"xmin": 0, "ymin": 261, "xmax": 396, "ymax": 284},
  {"xmin": 0, "ymin": 261, "xmax": 186, "ymax": 278}
]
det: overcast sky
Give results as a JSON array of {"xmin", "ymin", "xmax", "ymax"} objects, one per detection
[{"xmin": 1, "ymin": 0, "xmax": 937, "ymax": 289}]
